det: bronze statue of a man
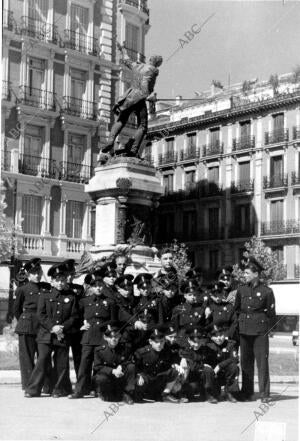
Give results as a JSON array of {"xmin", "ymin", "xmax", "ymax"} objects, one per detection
[{"xmin": 101, "ymin": 42, "xmax": 163, "ymax": 159}]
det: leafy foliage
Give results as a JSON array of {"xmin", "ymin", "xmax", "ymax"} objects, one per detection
[
  {"xmin": 232, "ymin": 236, "xmax": 286, "ymax": 285},
  {"xmin": 0, "ymin": 184, "xmax": 22, "ymax": 262},
  {"xmin": 162, "ymin": 239, "xmax": 192, "ymax": 281}
]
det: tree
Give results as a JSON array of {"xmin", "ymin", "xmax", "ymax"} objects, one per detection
[
  {"xmin": 0, "ymin": 184, "xmax": 22, "ymax": 262},
  {"xmin": 163, "ymin": 239, "xmax": 192, "ymax": 281},
  {"xmin": 232, "ymin": 236, "xmax": 286, "ymax": 285}
]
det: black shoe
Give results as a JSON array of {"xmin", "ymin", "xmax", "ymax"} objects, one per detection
[
  {"xmin": 25, "ymin": 392, "xmax": 39, "ymax": 398},
  {"xmin": 162, "ymin": 394, "xmax": 180, "ymax": 404},
  {"xmin": 207, "ymin": 395, "xmax": 218, "ymax": 404},
  {"xmin": 226, "ymin": 392, "xmax": 237, "ymax": 403},
  {"xmin": 245, "ymin": 394, "xmax": 256, "ymax": 402},
  {"xmin": 260, "ymin": 397, "xmax": 271, "ymax": 403},
  {"xmin": 68, "ymin": 393, "xmax": 84, "ymax": 399},
  {"xmin": 122, "ymin": 393, "xmax": 134, "ymax": 405}
]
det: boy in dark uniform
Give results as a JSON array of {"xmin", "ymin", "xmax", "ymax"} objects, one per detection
[
  {"xmin": 25, "ymin": 263, "xmax": 79, "ymax": 398},
  {"xmin": 69, "ymin": 271, "xmax": 116, "ymax": 398},
  {"xmin": 92, "ymin": 325, "xmax": 135, "ymax": 404},
  {"xmin": 234, "ymin": 257, "xmax": 276, "ymax": 403},
  {"xmin": 100, "ymin": 264, "xmax": 118, "ymax": 304},
  {"xmin": 13, "ymin": 258, "xmax": 50, "ymax": 389},
  {"xmin": 115, "ymin": 274, "xmax": 136, "ymax": 329},
  {"xmin": 157, "ymin": 278, "xmax": 179, "ymax": 325}
]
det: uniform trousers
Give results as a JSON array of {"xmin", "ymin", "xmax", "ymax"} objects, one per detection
[
  {"xmin": 18, "ymin": 334, "xmax": 38, "ymax": 390},
  {"xmin": 26, "ymin": 342, "xmax": 72, "ymax": 396},
  {"xmin": 184, "ymin": 365, "xmax": 216, "ymax": 398},
  {"xmin": 74, "ymin": 345, "xmax": 97, "ymax": 395},
  {"xmin": 240, "ymin": 334, "xmax": 270, "ymax": 398},
  {"xmin": 69, "ymin": 332, "xmax": 82, "ymax": 379},
  {"xmin": 136, "ymin": 368, "xmax": 178, "ymax": 400},
  {"xmin": 93, "ymin": 364, "xmax": 136, "ymax": 399},
  {"xmin": 215, "ymin": 362, "xmax": 240, "ymax": 394}
]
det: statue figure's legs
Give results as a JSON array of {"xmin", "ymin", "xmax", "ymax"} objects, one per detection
[
  {"xmin": 130, "ymin": 101, "xmax": 148, "ymax": 156},
  {"xmin": 101, "ymin": 109, "xmax": 131, "ymax": 153}
]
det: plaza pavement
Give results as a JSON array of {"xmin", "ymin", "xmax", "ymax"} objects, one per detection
[{"xmin": 0, "ymin": 384, "xmax": 298, "ymax": 441}]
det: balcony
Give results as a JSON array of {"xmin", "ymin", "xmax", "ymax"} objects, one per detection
[
  {"xmin": 62, "ymin": 96, "xmax": 97, "ymax": 120},
  {"xmin": 202, "ymin": 141, "xmax": 224, "ymax": 157},
  {"xmin": 158, "ymin": 151, "xmax": 177, "ymax": 166},
  {"xmin": 291, "ymin": 172, "xmax": 300, "ymax": 186},
  {"xmin": 63, "ymin": 30, "xmax": 99, "ymax": 56},
  {"xmin": 231, "ymin": 179, "xmax": 254, "ymax": 194},
  {"xmin": 261, "ymin": 220, "xmax": 300, "ymax": 236},
  {"xmin": 124, "ymin": 47, "xmax": 146, "ymax": 63},
  {"xmin": 229, "ymin": 225, "xmax": 254, "ymax": 238},
  {"xmin": 20, "ymin": 233, "xmax": 92, "ymax": 257},
  {"xmin": 263, "ymin": 174, "xmax": 288, "ymax": 190},
  {"xmin": 2, "ymin": 9, "xmax": 14, "ymax": 31},
  {"xmin": 232, "ymin": 135, "xmax": 255, "ymax": 151},
  {"xmin": 19, "ymin": 86, "xmax": 56, "ymax": 111},
  {"xmin": 160, "ymin": 181, "xmax": 223, "ymax": 203},
  {"xmin": 199, "ymin": 227, "xmax": 224, "ymax": 241},
  {"xmin": 19, "ymin": 154, "xmax": 93, "ymax": 183},
  {"xmin": 264, "ymin": 128, "xmax": 289, "ymax": 145},
  {"xmin": 293, "ymin": 126, "xmax": 300, "ymax": 140},
  {"xmin": 178, "ymin": 147, "xmax": 199, "ymax": 162},
  {"xmin": 119, "ymin": 0, "xmax": 149, "ymax": 15},
  {"xmin": 20, "ymin": 16, "xmax": 58, "ymax": 43},
  {"xmin": 2, "ymin": 80, "xmax": 10, "ymax": 100}
]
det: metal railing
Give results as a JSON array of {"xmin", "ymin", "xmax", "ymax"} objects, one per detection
[
  {"xmin": 202, "ymin": 141, "xmax": 224, "ymax": 157},
  {"xmin": 293, "ymin": 126, "xmax": 300, "ymax": 140},
  {"xmin": 232, "ymin": 135, "xmax": 255, "ymax": 151},
  {"xmin": 264, "ymin": 128, "xmax": 289, "ymax": 145},
  {"xmin": 20, "ymin": 16, "xmax": 58, "ymax": 43},
  {"xmin": 291, "ymin": 172, "xmax": 300, "ymax": 185},
  {"xmin": 263, "ymin": 174, "xmax": 288, "ymax": 189},
  {"xmin": 62, "ymin": 96, "xmax": 97, "ymax": 120},
  {"xmin": 124, "ymin": 47, "xmax": 146, "ymax": 63},
  {"xmin": 158, "ymin": 151, "xmax": 177, "ymax": 165},
  {"xmin": 20, "ymin": 86, "xmax": 56, "ymax": 110},
  {"xmin": 231, "ymin": 179, "xmax": 254, "ymax": 193},
  {"xmin": 60, "ymin": 161, "xmax": 92, "ymax": 184},
  {"xmin": 19, "ymin": 154, "xmax": 54, "ymax": 177},
  {"xmin": 261, "ymin": 220, "xmax": 300, "ymax": 235},
  {"xmin": 160, "ymin": 182, "xmax": 223, "ymax": 202},
  {"xmin": 2, "ymin": 80, "xmax": 10, "ymax": 100},
  {"xmin": 63, "ymin": 29, "xmax": 99, "ymax": 55},
  {"xmin": 178, "ymin": 147, "xmax": 199, "ymax": 161},
  {"xmin": 119, "ymin": 0, "xmax": 149, "ymax": 15},
  {"xmin": 2, "ymin": 9, "xmax": 14, "ymax": 30}
]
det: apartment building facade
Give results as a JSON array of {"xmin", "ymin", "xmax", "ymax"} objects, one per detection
[
  {"xmin": 146, "ymin": 75, "xmax": 300, "ymax": 281},
  {"xmin": 0, "ymin": 0, "xmax": 149, "ymax": 304}
]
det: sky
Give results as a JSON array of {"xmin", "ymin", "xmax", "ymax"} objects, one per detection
[{"xmin": 145, "ymin": 0, "xmax": 300, "ymax": 100}]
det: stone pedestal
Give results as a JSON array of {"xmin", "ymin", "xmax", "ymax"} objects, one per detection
[{"xmin": 85, "ymin": 157, "xmax": 163, "ymax": 272}]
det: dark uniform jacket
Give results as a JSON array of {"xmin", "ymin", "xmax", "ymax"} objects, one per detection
[
  {"xmin": 79, "ymin": 294, "xmax": 116, "ymax": 345},
  {"xmin": 178, "ymin": 340, "xmax": 208, "ymax": 371},
  {"xmin": 205, "ymin": 339, "xmax": 238, "ymax": 370},
  {"xmin": 14, "ymin": 281, "xmax": 51, "ymax": 335},
  {"xmin": 36, "ymin": 287, "xmax": 79, "ymax": 345},
  {"xmin": 157, "ymin": 295, "xmax": 178, "ymax": 325},
  {"xmin": 93, "ymin": 339, "xmax": 133, "ymax": 375},
  {"xmin": 101, "ymin": 284, "xmax": 118, "ymax": 305},
  {"xmin": 135, "ymin": 344, "xmax": 174, "ymax": 378},
  {"xmin": 210, "ymin": 294, "xmax": 236, "ymax": 329},
  {"xmin": 68, "ymin": 283, "xmax": 84, "ymax": 299},
  {"xmin": 171, "ymin": 302, "xmax": 205, "ymax": 332},
  {"xmin": 116, "ymin": 293, "xmax": 136, "ymax": 327},
  {"xmin": 133, "ymin": 295, "xmax": 159, "ymax": 326},
  {"xmin": 234, "ymin": 279, "xmax": 276, "ymax": 335}
]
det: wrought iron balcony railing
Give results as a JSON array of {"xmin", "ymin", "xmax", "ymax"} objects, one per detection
[
  {"xmin": 123, "ymin": 47, "xmax": 146, "ymax": 63},
  {"xmin": 119, "ymin": 0, "xmax": 149, "ymax": 15},
  {"xmin": 63, "ymin": 29, "xmax": 99, "ymax": 55},
  {"xmin": 232, "ymin": 135, "xmax": 255, "ymax": 151},
  {"xmin": 158, "ymin": 151, "xmax": 178, "ymax": 165},
  {"xmin": 261, "ymin": 220, "xmax": 300, "ymax": 235},
  {"xmin": 178, "ymin": 147, "xmax": 199, "ymax": 161},
  {"xmin": 2, "ymin": 9, "xmax": 14, "ymax": 30},
  {"xmin": 160, "ymin": 182, "xmax": 224, "ymax": 203},
  {"xmin": 20, "ymin": 86, "xmax": 56, "ymax": 110},
  {"xmin": 263, "ymin": 174, "xmax": 288, "ymax": 189},
  {"xmin": 60, "ymin": 161, "xmax": 93, "ymax": 184},
  {"xmin": 2, "ymin": 80, "xmax": 11, "ymax": 100},
  {"xmin": 293, "ymin": 126, "xmax": 300, "ymax": 140},
  {"xmin": 229, "ymin": 224, "xmax": 254, "ymax": 238},
  {"xmin": 291, "ymin": 172, "xmax": 300, "ymax": 186},
  {"xmin": 264, "ymin": 128, "xmax": 289, "ymax": 145},
  {"xmin": 19, "ymin": 154, "xmax": 54, "ymax": 177},
  {"xmin": 231, "ymin": 179, "xmax": 254, "ymax": 193},
  {"xmin": 62, "ymin": 96, "xmax": 97, "ymax": 120},
  {"xmin": 20, "ymin": 16, "xmax": 58, "ymax": 43},
  {"xmin": 202, "ymin": 141, "xmax": 224, "ymax": 157}
]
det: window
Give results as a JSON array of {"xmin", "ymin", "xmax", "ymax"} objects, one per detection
[
  {"xmin": 163, "ymin": 174, "xmax": 173, "ymax": 193},
  {"xmin": 28, "ymin": 57, "xmax": 45, "ymax": 91},
  {"xmin": 187, "ymin": 133, "xmax": 196, "ymax": 150},
  {"xmin": 270, "ymin": 199, "xmax": 283, "ymax": 223},
  {"xmin": 158, "ymin": 213, "xmax": 174, "ymax": 242},
  {"xmin": 207, "ymin": 166, "xmax": 219, "ymax": 184},
  {"xmin": 239, "ymin": 161, "xmax": 250, "ymax": 182},
  {"xmin": 183, "ymin": 211, "xmax": 197, "ymax": 240},
  {"xmin": 209, "ymin": 249, "xmax": 219, "ymax": 270},
  {"xmin": 66, "ymin": 201, "xmax": 84, "ymax": 238},
  {"xmin": 210, "ymin": 128, "xmax": 220, "ymax": 147},
  {"xmin": 272, "ymin": 246, "xmax": 284, "ymax": 263},
  {"xmin": 24, "ymin": 125, "xmax": 43, "ymax": 156},
  {"xmin": 234, "ymin": 204, "xmax": 250, "ymax": 232},
  {"xmin": 28, "ymin": 0, "xmax": 48, "ymax": 21},
  {"xmin": 68, "ymin": 134, "xmax": 85, "ymax": 163},
  {"xmin": 166, "ymin": 138, "xmax": 174, "ymax": 155},
  {"xmin": 208, "ymin": 207, "xmax": 219, "ymax": 237},
  {"xmin": 125, "ymin": 23, "xmax": 140, "ymax": 59},
  {"xmin": 270, "ymin": 155, "xmax": 284, "ymax": 186},
  {"xmin": 240, "ymin": 121, "xmax": 251, "ymax": 139},
  {"xmin": 22, "ymin": 195, "xmax": 43, "ymax": 234},
  {"xmin": 71, "ymin": 69, "xmax": 86, "ymax": 99},
  {"xmin": 70, "ymin": 4, "xmax": 88, "ymax": 33},
  {"xmin": 143, "ymin": 142, "xmax": 152, "ymax": 161},
  {"xmin": 185, "ymin": 170, "xmax": 195, "ymax": 189},
  {"xmin": 273, "ymin": 113, "xmax": 284, "ymax": 131}
]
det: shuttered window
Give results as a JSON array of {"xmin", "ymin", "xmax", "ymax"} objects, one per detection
[
  {"xmin": 22, "ymin": 195, "xmax": 43, "ymax": 234},
  {"xmin": 68, "ymin": 133, "xmax": 85, "ymax": 163},
  {"xmin": 71, "ymin": 4, "xmax": 88, "ymax": 33},
  {"xmin": 270, "ymin": 156, "xmax": 283, "ymax": 177},
  {"xmin": 208, "ymin": 166, "xmax": 219, "ymax": 184},
  {"xmin": 239, "ymin": 161, "xmax": 250, "ymax": 181},
  {"xmin": 163, "ymin": 174, "xmax": 173, "ymax": 193},
  {"xmin": 270, "ymin": 200, "xmax": 283, "ymax": 222},
  {"xmin": 125, "ymin": 23, "xmax": 139, "ymax": 52},
  {"xmin": 66, "ymin": 200, "xmax": 84, "ymax": 238}
]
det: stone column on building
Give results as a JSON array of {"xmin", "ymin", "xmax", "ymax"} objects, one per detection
[{"xmin": 43, "ymin": 195, "xmax": 52, "ymax": 255}]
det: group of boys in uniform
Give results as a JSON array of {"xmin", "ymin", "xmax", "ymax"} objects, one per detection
[{"xmin": 13, "ymin": 248, "xmax": 276, "ymax": 405}]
